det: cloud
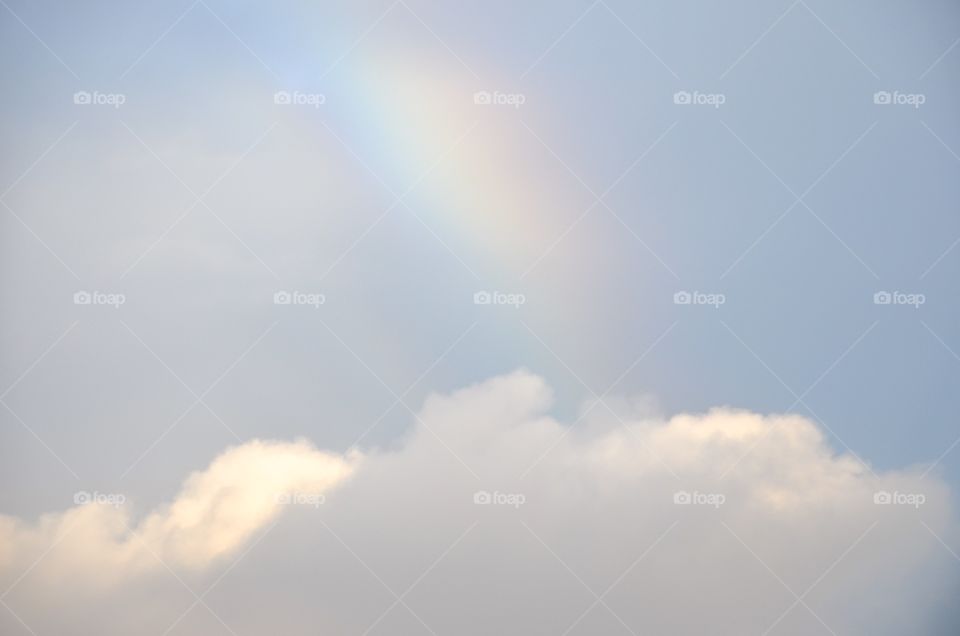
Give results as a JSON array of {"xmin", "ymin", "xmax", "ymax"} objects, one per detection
[
  {"xmin": 0, "ymin": 371, "xmax": 956, "ymax": 635},
  {"xmin": 0, "ymin": 440, "xmax": 358, "ymax": 590}
]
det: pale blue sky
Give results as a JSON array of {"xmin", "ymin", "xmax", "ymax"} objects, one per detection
[{"xmin": 1, "ymin": 1, "xmax": 958, "ymax": 633}]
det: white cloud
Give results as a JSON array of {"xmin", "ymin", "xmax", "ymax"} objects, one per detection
[
  {"xmin": 0, "ymin": 371, "xmax": 956, "ymax": 634},
  {"xmin": 0, "ymin": 440, "xmax": 358, "ymax": 590}
]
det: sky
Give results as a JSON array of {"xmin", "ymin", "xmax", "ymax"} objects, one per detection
[{"xmin": 1, "ymin": 0, "xmax": 959, "ymax": 634}]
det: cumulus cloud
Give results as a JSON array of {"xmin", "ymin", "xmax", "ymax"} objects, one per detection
[
  {"xmin": 0, "ymin": 440, "xmax": 358, "ymax": 589},
  {"xmin": 0, "ymin": 371, "xmax": 956, "ymax": 635}
]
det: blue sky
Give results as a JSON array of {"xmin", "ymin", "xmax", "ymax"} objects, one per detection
[{"xmin": 1, "ymin": 1, "xmax": 959, "ymax": 634}]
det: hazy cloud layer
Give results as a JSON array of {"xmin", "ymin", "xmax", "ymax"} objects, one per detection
[{"xmin": 1, "ymin": 371, "xmax": 955, "ymax": 635}]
